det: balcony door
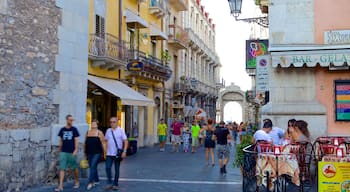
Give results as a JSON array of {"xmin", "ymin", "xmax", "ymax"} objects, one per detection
[{"xmin": 95, "ymin": 14, "xmax": 105, "ymax": 55}]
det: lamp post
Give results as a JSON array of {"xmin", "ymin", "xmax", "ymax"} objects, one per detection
[{"xmin": 227, "ymin": 0, "xmax": 268, "ymax": 28}]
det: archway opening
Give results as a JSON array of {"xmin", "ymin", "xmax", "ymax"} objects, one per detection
[{"xmin": 223, "ymin": 101, "xmax": 242, "ymax": 123}]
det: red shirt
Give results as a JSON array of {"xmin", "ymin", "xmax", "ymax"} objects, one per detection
[{"xmin": 171, "ymin": 122, "xmax": 182, "ymax": 135}]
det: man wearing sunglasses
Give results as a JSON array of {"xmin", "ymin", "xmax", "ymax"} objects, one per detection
[{"xmin": 104, "ymin": 117, "xmax": 128, "ymax": 191}]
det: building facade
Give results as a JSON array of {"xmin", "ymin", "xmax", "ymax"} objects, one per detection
[
  {"xmin": 259, "ymin": 0, "xmax": 350, "ymax": 138},
  {"xmin": 0, "ymin": 0, "xmax": 90, "ymax": 191},
  {"xmin": 168, "ymin": 0, "xmax": 222, "ymax": 123},
  {"xmin": 87, "ymin": 0, "xmax": 172, "ymax": 147}
]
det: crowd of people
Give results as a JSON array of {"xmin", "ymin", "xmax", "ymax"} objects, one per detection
[{"xmin": 54, "ymin": 114, "xmax": 311, "ymax": 191}]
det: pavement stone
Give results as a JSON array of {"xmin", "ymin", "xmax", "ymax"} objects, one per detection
[{"xmin": 25, "ymin": 144, "xmax": 243, "ymax": 192}]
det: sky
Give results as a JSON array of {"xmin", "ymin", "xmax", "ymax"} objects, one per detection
[{"xmin": 200, "ymin": 0, "xmax": 258, "ymax": 122}]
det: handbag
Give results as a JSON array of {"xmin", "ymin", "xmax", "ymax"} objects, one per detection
[{"xmin": 111, "ymin": 129, "xmax": 124, "ymax": 161}]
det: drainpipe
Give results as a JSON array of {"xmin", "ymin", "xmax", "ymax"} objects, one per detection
[{"xmin": 161, "ymin": 11, "xmax": 165, "ymax": 118}]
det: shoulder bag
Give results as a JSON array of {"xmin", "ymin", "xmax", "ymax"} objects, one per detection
[{"xmin": 111, "ymin": 129, "xmax": 124, "ymax": 161}]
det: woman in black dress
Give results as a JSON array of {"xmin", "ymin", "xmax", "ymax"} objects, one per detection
[{"xmin": 202, "ymin": 119, "xmax": 216, "ymax": 166}]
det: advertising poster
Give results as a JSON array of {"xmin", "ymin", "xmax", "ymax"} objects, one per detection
[
  {"xmin": 335, "ymin": 80, "xmax": 350, "ymax": 121},
  {"xmin": 318, "ymin": 161, "xmax": 350, "ymax": 192},
  {"xmin": 246, "ymin": 39, "xmax": 268, "ymax": 69}
]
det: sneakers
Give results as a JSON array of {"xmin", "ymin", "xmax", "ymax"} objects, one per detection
[
  {"xmin": 220, "ymin": 165, "xmax": 227, "ymax": 175},
  {"xmin": 86, "ymin": 183, "xmax": 93, "ymax": 190}
]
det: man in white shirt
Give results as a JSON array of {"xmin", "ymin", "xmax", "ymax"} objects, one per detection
[
  {"xmin": 264, "ymin": 119, "xmax": 285, "ymax": 145},
  {"xmin": 105, "ymin": 117, "xmax": 128, "ymax": 191},
  {"xmin": 253, "ymin": 121, "xmax": 272, "ymax": 143}
]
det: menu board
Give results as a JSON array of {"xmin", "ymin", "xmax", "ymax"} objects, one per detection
[
  {"xmin": 335, "ymin": 80, "xmax": 350, "ymax": 121},
  {"xmin": 318, "ymin": 161, "xmax": 350, "ymax": 192}
]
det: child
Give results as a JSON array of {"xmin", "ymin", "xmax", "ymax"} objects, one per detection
[{"xmin": 182, "ymin": 122, "xmax": 191, "ymax": 153}]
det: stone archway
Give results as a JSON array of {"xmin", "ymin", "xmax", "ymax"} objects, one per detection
[{"xmin": 217, "ymin": 83, "xmax": 248, "ymax": 122}]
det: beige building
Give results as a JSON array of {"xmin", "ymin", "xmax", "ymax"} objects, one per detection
[{"xmin": 165, "ymin": 0, "xmax": 222, "ymax": 122}]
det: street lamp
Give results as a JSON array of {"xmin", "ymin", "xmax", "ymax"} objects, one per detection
[{"xmin": 228, "ymin": 0, "xmax": 268, "ymax": 28}]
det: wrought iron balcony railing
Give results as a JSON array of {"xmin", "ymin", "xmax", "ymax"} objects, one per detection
[
  {"xmin": 88, "ymin": 33, "xmax": 129, "ymax": 69},
  {"xmin": 128, "ymin": 50, "xmax": 172, "ymax": 81},
  {"xmin": 168, "ymin": 24, "xmax": 188, "ymax": 50}
]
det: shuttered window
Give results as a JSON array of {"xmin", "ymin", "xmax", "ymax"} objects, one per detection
[{"xmin": 95, "ymin": 14, "xmax": 105, "ymax": 36}]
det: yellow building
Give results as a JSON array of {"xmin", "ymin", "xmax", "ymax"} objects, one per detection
[{"xmin": 87, "ymin": 0, "xmax": 170, "ymax": 146}]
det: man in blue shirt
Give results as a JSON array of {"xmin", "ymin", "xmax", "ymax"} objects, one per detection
[
  {"xmin": 55, "ymin": 115, "xmax": 80, "ymax": 192},
  {"xmin": 264, "ymin": 119, "xmax": 285, "ymax": 145}
]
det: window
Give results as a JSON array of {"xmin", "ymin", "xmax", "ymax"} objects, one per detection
[
  {"xmin": 95, "ymin": 14, "xmax": 105, "ymax": 35},
  {"xmin": 151, "ymin": 41, "xmax": 156, "ymax": 57},
  {"xmin": 335, "ymin": 80, "xmax": 350, "ymax": 121}
]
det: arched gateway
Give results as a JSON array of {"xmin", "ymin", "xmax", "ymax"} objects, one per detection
[{"xmin": 217, "ymin": 83, "xmax": 248, "ymax": 122}]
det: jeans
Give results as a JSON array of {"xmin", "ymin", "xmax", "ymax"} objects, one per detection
[
  {"xmin": 105, "ymin": 156, "xmax": 121, "ymax": 186},
  {"xmin": 87, "ymin": 153, "xmax": 101, "ymax": 183}
]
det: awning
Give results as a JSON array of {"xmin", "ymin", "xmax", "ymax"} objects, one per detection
[
  {"xmin": 150, "ymin": 24, "xmax": 168, "ymax": 40},
  {"xmin": 271, "ymin": 49, "xmax": 350, "ymax": 68},
  {"xmin": 124, "ymin": 9, "xmax": 148, "ymax": 29},
  {"xmin": 88, "ymin": 75, "xmax": 154, "ymax": 106}
]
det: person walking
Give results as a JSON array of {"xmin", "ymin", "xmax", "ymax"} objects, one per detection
[
  {"xmin": 232, "ymin": 122, "xmax": 238, "ymax": 145},
  {"xmin": 55, "ymin": 115, "xmax": 80, "ymax": 192},
  {"xmin": 182, "ymin": 122, "xmax": 191, "ymax": 153},
  {"xmin": 191, "ymin": 120, "xmax": 201, "ymax": 153},
  {"xmin": 84, "ymin": 120, "xmax": 106, "ymax": 190},
  {"xmin": 157, "ymin": 118, "xmax": 167, "ymax": 152},
  {"xmin": 105, "ymin": 117, "xmax": 128, "ymax": 191},
  {"xmin": 202, "ymin": 119, "xmax": 216, "ymax": 166},
  {"xmin": 213, "ymin": 121, "xmax": 231, "ymax": 175},
  {"xmin": 170, "ymin": 118, "xmax": 183, "ymax": 152}
]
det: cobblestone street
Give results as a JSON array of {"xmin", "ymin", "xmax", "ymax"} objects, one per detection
[{"xmin": 25, "ymin": 145, "xmax": 242, "ymax": 192}]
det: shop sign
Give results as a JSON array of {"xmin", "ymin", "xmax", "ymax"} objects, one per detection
[
  {"xmin": 274, "ymin": 52, "xmax": 350, "ymax": 67},
  {"xmin": 256, "ymin": 55, "xmax": 270, "ymax": 94},
  {"xmin": 318, "ymin": 161, "xmax": 350, "ymax": 192},
  {"xmin": 325, "ymin": 30, "xmax": 350, "ymax": 45},
  {"xmin": 127, "ymin": 60, "xmax": 144, "ymax": 71},
  {"xmin": 246, "ymin": 39, "xmax": 269, "ymax": 69}
]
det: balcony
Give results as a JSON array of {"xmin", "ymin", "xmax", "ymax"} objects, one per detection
[
  {"xmin": 149, "ymin": 0, "xmax": 167, "ymax": 18},
  {"xmin": 168, "ymin": 24, "xmax": 188, "ymax": 50},
  {"xmin": 169, "ymin": 0, "xmax": 188, "ymax": 11},
  {"xmin": 88, "ymin": 33, "xmax": 129, "ymax": 70},
  {"xmin": 186, "ymin": 28, "xmax": 219, "ymax": 63},
  {"xmin": 174, "ymin": 82, "xmax": 186, "ymax": 97},
  {"xmin": 128, "ymin": 50, "xmax": 172, "ymax": 81}
]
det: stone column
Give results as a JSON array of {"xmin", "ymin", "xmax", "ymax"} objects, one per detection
[{"xmin": 138, "ymin": 106, "xmax": 145, "ymax": 147}]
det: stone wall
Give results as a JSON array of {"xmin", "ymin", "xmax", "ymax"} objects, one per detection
[
  {"xmin": 0, "ymin": 0, "xmax": 60, "ymax": 128},
  {"xmin": 0, "ymin": 0, "xmax": 89, "ymax": 191},
  {"xmin": 0, "ymin": 0, "xmax": 60, "ymax": 191}
]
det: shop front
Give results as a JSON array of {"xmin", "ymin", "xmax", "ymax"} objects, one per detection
[
  {"xmin": 262, "ymin": 48, "xmax": 350, "ymax": 138},
  {"xmin": 87, "ymin": 75, "xmax": 154, "ymax": 146}
]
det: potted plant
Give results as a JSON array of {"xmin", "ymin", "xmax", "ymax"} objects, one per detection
[
  {"xmin": 233, "ymin": 134, "xmax": 253, "ymax": 170},
  {"xmin": 161, "ymin": 50, "xmax": 171, "ymax": 64}
]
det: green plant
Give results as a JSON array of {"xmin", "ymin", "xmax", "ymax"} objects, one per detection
[
  {"xmin": 255, "ymin": 0, "xmax": 261, "ymax": 5},
  {"xmin": 161, "ymin": 50, "xmax": 171, "ymax": 63},
  {"xmin": 233, "ymin": 134, "xmax": 253, "ymax": 168}
]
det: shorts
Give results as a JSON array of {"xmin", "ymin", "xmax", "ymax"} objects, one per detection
[
  {"xmin": 192, "ymin": 137, "xmax": 199, "ymax": 147},
  {"xmin": 171, "ymin": 135, "xmax": 181, "ymax": 144},
  {"xmin": 216, "ymin": 144, "xmax": 230, "ymax": 160},
  {"xmin": 159, "ymin": 135, "xmax": 166, "ymax": 142},
  {"xmin": 232, "ymin": 132, "xmax": 237, "ymax": 139},
  {"xmin": 59, "ymin": 152, "xmax": 78, "ymax": 170}
]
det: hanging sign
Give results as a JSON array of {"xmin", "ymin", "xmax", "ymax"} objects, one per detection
[{"xmin": 127, "ymin": 60, "xmax": 144, "ymax": 71}]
